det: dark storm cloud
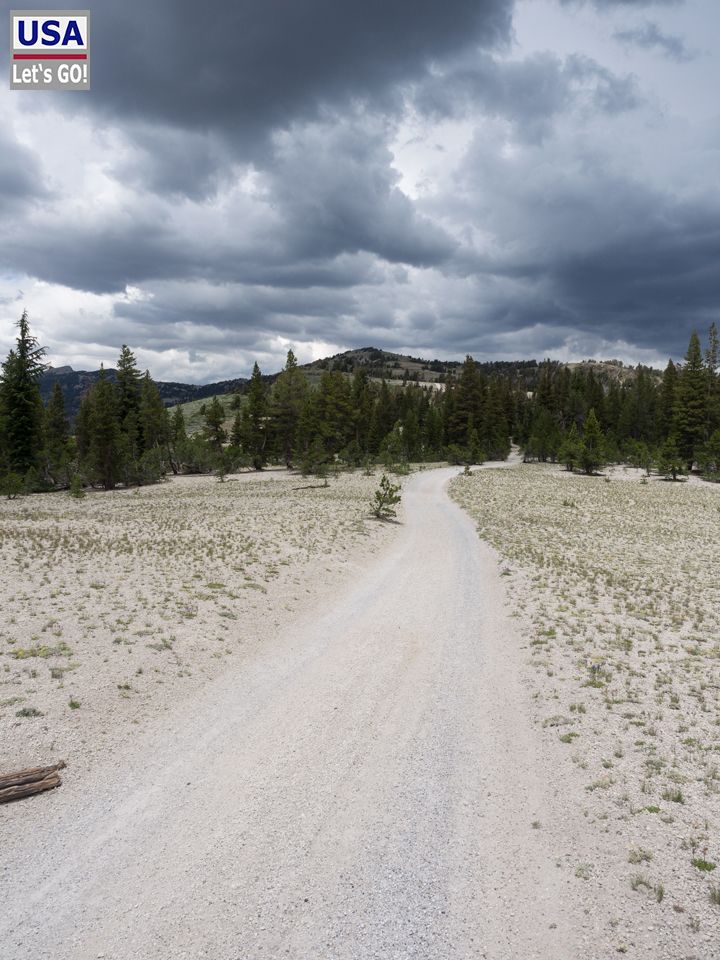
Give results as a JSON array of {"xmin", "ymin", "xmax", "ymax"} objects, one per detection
[
  {"xmin": 613, "ymin": 22, "xmax": 695, "ymax": 61},
  {"xmin": 111, "ymin": 126, "xmax": 237, "ymax": 201},
  {"xmin": 434, "ymin": 127, "xmax": 720, "ymax": 359},
  {"xmin": 413, "ymin": 52, "xmax": 640, "ymax": 142},
  {"xmin": 0, "ymin": 129, "xmax": 51, "ymax": 218},
  {"xmin": 14, "ymin": 0, "xmax": 511, "ymax": 147},
  {"xmin": 3, "ymin": 216, "xmax": 190, "ymax": 294},
  {"xmin": 493, "ymin": 202, "xmax": 720, "ymax": 358},
  {"xmin": 561, "ymin": 1, "xmax": 682, "ymax": 8},
  {"xmin": 548, "ymin": 201, "xmax": 720, "ymax": 353},
  {"xmin": 2, "ymin": 0, "xmax": 716, "ymax": 375},
  {"xmin": 266, "ymin": 116, "xmax": 457, "ymax": 266},
  {"xmin": 1, "ymin": 105, "xmax": 456, "ymax": 296}
]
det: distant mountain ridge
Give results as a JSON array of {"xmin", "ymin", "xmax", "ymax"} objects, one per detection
[
  {"xmin": 39, "ymin": 346, "xmax": 661, "ymax": 420},
  {"xmin": 38, "ymin": 367, "xmax": 250, "ymax": 420}
]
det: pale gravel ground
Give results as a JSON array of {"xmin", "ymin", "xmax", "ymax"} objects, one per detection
[
  {"xmin": 0, "ymin": 465, "xmax": 612, "ymax": 960},
  {"xmin": 0, "ymin": 469, "xmax": 394, "ymax": 776},
  {"xmin": 451, "ymin": 463, "xmax": 720, "ymax": 959}
]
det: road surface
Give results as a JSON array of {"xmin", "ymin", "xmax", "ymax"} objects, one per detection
[{"xmin": 1, "ymin": 466, "xmax": 581, "ymax": 959}]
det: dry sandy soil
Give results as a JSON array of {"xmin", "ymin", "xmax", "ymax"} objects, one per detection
[
  {"xmin": 451, "ymin": 462, "xmax": 720, "ymax": 956},
  {"xmin": 0, "ymin": 470, "xmax": 394, "ymax": 775},
  {"xmin": 2, "ymin": 461, "xmax": 719, "ymax": 959}
]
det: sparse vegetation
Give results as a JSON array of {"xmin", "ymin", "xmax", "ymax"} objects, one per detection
[
  {"xmin": 451, "ymin": 461, "xmax": 720, "ymax": 943},
  {"xmin": 371, "ymin": 474, "xmax": 402, "ymax": 520}
]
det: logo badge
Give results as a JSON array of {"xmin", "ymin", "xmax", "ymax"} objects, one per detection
[{"xmin": 10, "ymin": 10, "xmax": 90, "ymax": 90}]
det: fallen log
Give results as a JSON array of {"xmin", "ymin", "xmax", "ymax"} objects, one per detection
[
  {"xmin": 0, "ymin": 761, "xmax": 66, "ymax": 803},
  {"xmin": 0, "ymin": 760, "xmax": 66, "ymax": 791},
  {"xmin": 0, "ymin": 772, "xmax": 62, "ymax": 803}
]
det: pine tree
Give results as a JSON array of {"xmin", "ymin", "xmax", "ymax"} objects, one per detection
[
  {"xmin": 300, "ymin": 436, "xmax": 328, "ymax": 483},
  {"xmin": 230, "ymin": 410, "xmax": 243, "ymax": 448},
  {"xmin": 43, "ymin": 381, "xmax": 70, "ymax": 486},
  {"xmin": 116, "ymin": 345, "xmax": 142, "ymax": 424},
  {"xmin": 484, "ymin": 381, "xmax": 510, "ymax": 460},
  {"xmin": 167, "ymin": 404, "xmax": 187, "ymax": 474},
  {"xmin": 0, "ymin": 310, "xmax": 46, "ymax": 476},
  {"xmin": 580, "ymin": 408, "xmax": 605, "ymax": 475},
  {"xmin": 525, "ymin": 408, "xmax": 560, "ymax": 462},
  {"xmin": 369, "ymin": 380, "xmax": 394, "ymax": 455},
  {"xmin": 204, "ymin": 396, "xmax": 227, "ymax": 451},
  {"xmin": 351, "ymin": 367, "xmax": 374, "ymax": 454},
  {"xmin": 557, "ymin": 422, "xmax": 581, "ymax": 472},
  {"xmin": 697, "ymin": 429, "xmax": 720, "ymax": 478},
  {"xmin": 242, "ymin": 362, "xmax": 267, "ymax": 470},
  {"xmin": 86, "ymin": 367, "xmax": 124, "ymax": 490},
  {"xmin": 170, "ymin": 405, "xmax": 187, "ymax": 445},
  {"xmin": 371, "ymin": 474, "xmax": 401, "ymax": 520},
  {"xmin": 659, "ymin": 435, "xmax": 685, "ymax": 481},
  {"xmin": 316, "ymin": 371, "xmax": 353, "ymax": 455},
  {"xmin": 705, "ymin": 321, "xmax": 720, "ymax": 437},
  {"xmin": 449, "ymin": 356, "xmax": 486, "ymax": 445},
  {"xmin": 675, "ymin": 331, "xmax": 706, "ymax": 469},
  {"xmin": 658, "ymin": 359, "xmax": 678, "ymax": 440},
  {"xmin": 270, "ymin": 350, "xmax": 307, "ymax": 467},
  {"xmin": 139, "ymin": 373, "xmax": 169, "ymax": 452}
]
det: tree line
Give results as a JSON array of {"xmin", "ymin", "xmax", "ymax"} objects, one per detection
[
  {"xmin": 0, "ymin": 312, "xmax": 511, "ymax": 494},
  {"xmin": 518, "ymin": 324, "xmax": 720, "ymax": 479},
  {"xmin": 1, "ymin": 310, "xmax": 719, "ymax": 496}
]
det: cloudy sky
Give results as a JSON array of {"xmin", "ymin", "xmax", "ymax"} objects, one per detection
[{"xmin": 1, "ymin": 0, "xmax": 718, "ymax": 381}]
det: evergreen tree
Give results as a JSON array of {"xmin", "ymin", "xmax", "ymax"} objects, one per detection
[
  {"xmin": 230, "ymin": 410, "xmax": 243, "ymax": 448},
  {"xmin": 0, "ymin": 310, "xmax": 46, "ymax": 476},
  {"xmin": 167, "ymin": 404, "xmax": 187, "ymax": 474},
  {"xmin": 484, "ymin": 381, "xmax": 510, "ymax": 460},
  {"xmin": 674, "ymin": 331, "xmax": 706, "ymax": 468},
  {"xmin": 86, "ymin": 367, "xmax": 124, "ymax": 490},
  {"xmin": 371, "ymin": 474, "xmax": 402, "ymax": 520},
  {"xmin": 369, "ymin": 380, "xmax": 394, "ymax": 454},
  {"xmin": 705, "ymin": 321, "xmax": 720, "ymax": 437},
  {"xmin": 270, "ymin": 350, "xmax": 307, "ymax": 467},
  {"xmin": 557, "ymin": 422, "xmax": 581, "ymax": 472},
  {"xmin": 43, "ymin": 382, "xmax": 71, "ymax": 486},
  {"xmin": 422, "ymin": 403, "xmax": 443, "ymax": 457},
  {"xmin": 449, "ymin": 355, "xmax": 485, "ymax": 445},
  {"xmin": 579, "ymin": 408, "xmax": 605, "ymax": 475},
  {"xmin": 658, "ymin": 359, "xmax": 678, "ymax": 440},
  {"xmin": 139, "ymin": 373, "xmax": 169, "ymax": 453},
  {"xmin": 116, "ymin": 345, "xmax": 142, "ymax": 424},
  {"xmin": 204, "ymin": 396, "xmax": 227, "ymax": 451},
  {"xmin": 316, "ymin": 370, "xmax": 353, "ymax": 455},
  {"xmin": 242, "ymin": 362, "xmax": 267, "ymax": 470},
  {"xmin": 170, "ymin": 404, "xmax": 187, "ymax": 446},
  {"xmin": 300, "ymin": 436, "xmax": 328, "ymax": 483},
  {"xmin": 698, "ymin": 429, "xmax": 720, "ymax": 479},
  {"xmin": 525, "ymin": 408, "xmax": 560, "ymax": 462},
  {"xmin": 659, "ymin": 435, "xmax": 685, "ymax": 481},
  {"xmin": 351, "ymin": 367, "xmax": 374, "ymax": 454}
]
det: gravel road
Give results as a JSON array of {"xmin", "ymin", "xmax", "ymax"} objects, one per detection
[{"xmin": 1, "ymin": 466, "xmax": 583, "ymax": 959}]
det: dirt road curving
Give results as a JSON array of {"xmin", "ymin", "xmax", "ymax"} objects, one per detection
[{"xmin": 1, "ymin": 466, "xmax": 585, "ymax": 959}]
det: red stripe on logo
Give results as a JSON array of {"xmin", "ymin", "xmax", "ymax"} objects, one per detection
[{"xmin": 13, "ymin": 53, "xmax": 87, "ymax": 60}]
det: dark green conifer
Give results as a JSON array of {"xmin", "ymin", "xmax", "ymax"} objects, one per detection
[
  {"xmin": 0, "ymin": 310, "xmax": 46, "ymax": 475},
  {"xmin": 675, "ymin": 331, "xmax": 706, "ymax": 468},
  {"xmin": 204, "ymin": 396, "xmax": 227, "ymax": 452},
  {"xmin": 270, "ymin": 350, "xmax": 307, "ymax": 467},
  {"xmin": 242, "ymin": 362, "xmax": 267, "ymax": 469},
  {"xmin": 43, "ymin": 382, "xmax": 70, "ymax": 486},
  {"xmin": 580, "ymin": 408, "xmax": 605, "ymax": 475}
]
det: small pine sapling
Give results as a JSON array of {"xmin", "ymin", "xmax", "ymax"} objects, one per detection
[{"xmin": 371, "ymin": 474, "xmax": 401, "ymax": 520}]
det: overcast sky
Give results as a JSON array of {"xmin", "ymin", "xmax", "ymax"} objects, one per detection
[{"xmin": 1, "ymin": 0, "xmax": 718, "ymax": 381}]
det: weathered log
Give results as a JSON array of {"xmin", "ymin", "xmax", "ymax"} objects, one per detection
[
  {"xmin": 0, "ymin": 760, "xmax": 66, "ymax": 791},
  {"xmin": 0, "ymin": 772, "xmax": 62, "ymax": 804}
]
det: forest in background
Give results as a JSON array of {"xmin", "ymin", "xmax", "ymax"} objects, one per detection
[{"xmin": 1, "ymin": 310, "xmax": 719, "ymax": 496}]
